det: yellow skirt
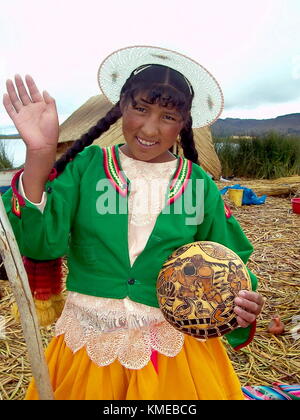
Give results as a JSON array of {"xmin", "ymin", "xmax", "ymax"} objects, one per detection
[{"xmin": 25, "ymin": 334, "xmax": 244, "ymax": 400}]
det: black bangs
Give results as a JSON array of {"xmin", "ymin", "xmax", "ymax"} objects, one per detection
[
  {"xmin": 130, "ymin": 83, "xmax": 190, "ymax": 115},
  {"xmin": 120, "ymin": 64, "xmax": 194, "ymax": 120}
]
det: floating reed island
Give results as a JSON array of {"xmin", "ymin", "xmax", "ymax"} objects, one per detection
[
  {"xmin": 221, "ymin": 193, "xmax": 300, "ymax": 386},
  {"xmin": 1, "ymin": 191, "xmax": 300, "ymax": 399}
]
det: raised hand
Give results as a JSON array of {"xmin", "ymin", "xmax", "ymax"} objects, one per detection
[{"xmin": 3, "ymin": 75, "xmax": 59, "ymax": 152}]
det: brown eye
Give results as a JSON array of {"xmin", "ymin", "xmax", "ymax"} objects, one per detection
[
  {"xmin": 164, "ymin": 115, "xmax": 176, "ymax": 121},
  {"xmin": 134, "ymin": 106, "xmax": 146, "ymax": 113}
]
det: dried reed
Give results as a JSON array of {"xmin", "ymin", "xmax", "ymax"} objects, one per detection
[
  {"xmin": 0, "ymin": 195, "xmax": 299, "ymax": 399},
  {"xmin": 222, "ymin": 194, "xmax": 300, "ymax": 386},
  {"xmin": 221, "ymin": 176, "xmax": 300, "ymax": 197}
]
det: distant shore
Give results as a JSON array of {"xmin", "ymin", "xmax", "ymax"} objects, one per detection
[
  {"xmin": 0, "ymin": 137, "xmax": 25, "ymax": 167},
  {"xmin": 0, "ymin": 135, "xmax": 21, "ymax": 139}
]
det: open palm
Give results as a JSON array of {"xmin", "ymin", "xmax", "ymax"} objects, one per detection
[{"xmin": 2, "ymin": 74, "xmax": 59, "ymax": 152}]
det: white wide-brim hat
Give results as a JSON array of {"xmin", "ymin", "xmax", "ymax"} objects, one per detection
[{"xmin": 97, "ymin": 45, "xmax": 224, "ymax": 128}]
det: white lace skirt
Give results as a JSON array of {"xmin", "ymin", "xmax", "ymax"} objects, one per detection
[{"xmin": 55, "ymin": 292, "xmax": 184, "ymax": 369}]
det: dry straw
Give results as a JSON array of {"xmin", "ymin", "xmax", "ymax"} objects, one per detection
[
  {"xmin": 0, "ymin": 194, "xmax": 300, "ymax": 399},
  {"xmin": 222, "ymin": 193, "xmax": 300, "ymax": 386}
]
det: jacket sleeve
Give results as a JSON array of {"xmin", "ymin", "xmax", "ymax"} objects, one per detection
[
  {"xmin": 2, "ymin": 146, "xmax": 93, "ymax": 260},
  {"xmin": 18, "ymin": 171, "xmax": 47, "ymax": 213},
  {"xmin": 195, "ymin": 170, "xmax": 258, "ymax": 350}
]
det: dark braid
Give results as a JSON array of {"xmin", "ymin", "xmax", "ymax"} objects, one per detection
[
  {"xmin": 54, "ymin": 102, "xmax": 122, "ymax": 174},
  {"xmin": 179, "ymin": 116, "xmax": 199, "ymax": 164}
]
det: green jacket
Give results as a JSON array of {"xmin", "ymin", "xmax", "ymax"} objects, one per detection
[{"xmin": 2, "ymin": 143, "xmax": 257, "ymax": 350}]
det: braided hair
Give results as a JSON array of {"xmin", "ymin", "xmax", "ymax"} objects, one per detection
[
  {"xmin": 179, "ymin": 115, "xmax": 199, "ymax": 163},
  {"xmin": 54, "ymin": 103, "xmax": 122, "ymax": 174},
  {"xmin": 55, "ymin": 64, "xmax": 199, "ymax": 174}
]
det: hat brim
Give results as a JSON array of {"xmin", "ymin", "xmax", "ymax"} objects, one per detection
[{"xmin": 97, "ymin": 45, "xmax": 224, "ymax": 128}]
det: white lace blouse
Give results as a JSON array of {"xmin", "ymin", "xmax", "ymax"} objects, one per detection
[{"xmin": 18, "ymin": 147, "xmax": 185, "ymax": 369}]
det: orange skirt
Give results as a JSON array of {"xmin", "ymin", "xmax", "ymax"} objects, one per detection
[{"xmin": 25, "ymin": 334, "xmax": 244, "ymax": 400}]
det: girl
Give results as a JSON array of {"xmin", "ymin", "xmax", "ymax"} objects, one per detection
[{"xmin": 2, "ymin": 46, "xmax": 264, "ymax": 400}]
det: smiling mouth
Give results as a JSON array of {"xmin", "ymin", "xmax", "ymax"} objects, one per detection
[{"xmin": 136, "ymin": 137, "xmax": 159, "ymax": 147}]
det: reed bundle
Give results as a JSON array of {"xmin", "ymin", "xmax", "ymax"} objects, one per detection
[
  {"xmin": 0, "ymin": 195, "xmax": 299, "ymax": 398},
  {"xmin": 220, "ymin": 176, "xmax": 300, "ymax": 197}
]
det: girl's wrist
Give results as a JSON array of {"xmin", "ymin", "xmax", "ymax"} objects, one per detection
[{"xmin": 26, "ymin": 145, "xmax": 57, "ymax": 156}]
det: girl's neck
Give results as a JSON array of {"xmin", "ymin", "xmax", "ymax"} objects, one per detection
[{"xmin": 119, "ymin": 144, "xmax": 177, "ymax": 163}]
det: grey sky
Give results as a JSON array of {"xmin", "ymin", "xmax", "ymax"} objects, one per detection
[
  {"xmin": 225, "ymin": 55, "xmax": 300, "ymax": 110},
  {"xmin": 0, "ymin": 0, "xmax": 299, "ymax": 128}
]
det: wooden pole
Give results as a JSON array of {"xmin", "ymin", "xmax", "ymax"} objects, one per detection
[{"xmin": 0, "ymin": 196, "xmax": 54, "ymax": 400}]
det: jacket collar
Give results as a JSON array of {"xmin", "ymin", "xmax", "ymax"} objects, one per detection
[{"xmin": 103, "ymin": 143, "xmax": 192, "ymax": 205}]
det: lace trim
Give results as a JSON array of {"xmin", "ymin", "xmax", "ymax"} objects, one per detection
[{"xmin": 55, "ymin": 292, "xmax": 185, "ymax": 369}]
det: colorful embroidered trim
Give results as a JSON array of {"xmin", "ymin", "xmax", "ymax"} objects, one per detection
[
  {"xmin": 103, "ymin": 146, "xmax": 128, "ymax": 197},
  {"xmin": 11, "ymin": 194, "xmax": 21, "ymax": 218},
  {"xmin": 103, "ymin": 146, "xmax": 192, "ymax": 205},
  {"xmin": 11, "ymin": 169, "xmax": 25, "ymax": 207},
  {"xmin": 48, "ymin": 167, "xmax": 58, "ymax": 181},
  {"xmin": 11, "ymin": 169, "xmax": 25, "ymax": 218},
  {"xmin": 167, "ymin": 158, "xmax": 192, "ymax": 206},
  {"xmin": 10, "ymin": 167, "xmax": 58, "ymax": 218},
  {"xmin": 224, "ymin": 203, "xmax": 232, "ymax": 219}
]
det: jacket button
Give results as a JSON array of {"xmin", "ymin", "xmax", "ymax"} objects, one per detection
[
  {"xmin": 46, "ymin": 186, "xmax": 52, "ymax": 193},
  {"xmin": 128, "ymin": 278, "xmax": 135, "ymax": 285}
]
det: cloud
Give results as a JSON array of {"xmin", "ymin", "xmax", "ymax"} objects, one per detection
[
  {"xmin": 224, "ymin": 52, "xmax": 300, "ymax": 110},
  {"xmin": 1, "ymin": 0, "xmax": 300, "ymax": 124}
]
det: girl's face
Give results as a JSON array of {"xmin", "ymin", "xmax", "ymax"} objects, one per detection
[{"xmin": 120, "ymin": 93, "xmax": 185, "ymax": 163}]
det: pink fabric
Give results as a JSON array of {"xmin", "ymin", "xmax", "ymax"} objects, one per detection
[{"xmin": 150, "ymin": 349, "xmax": 158, "ymax": 373}]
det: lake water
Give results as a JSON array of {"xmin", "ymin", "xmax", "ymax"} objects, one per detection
[
  {"xmin": 0, "ymin": 139, "xmax": 26, "ymax": 168},
  {"xmin": 0, "ymin": 125, "xmax": 25, "ymax": 167}
]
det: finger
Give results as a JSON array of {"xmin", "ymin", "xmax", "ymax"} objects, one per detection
[
  {"xmin": 6, "ymin": 79, "xmax": 23, "ymax": 112},
  {"xmin": 25, "ymin": 74, "xmax": 43, "ymax": 102},
  {"xmin": 42, "ymin": 90, "xmax": 56, "ymax": 107},
  {"xmin": 236, "ymin": 316, "xmax": 250, "ymax": 328},
  {"xmin": 239, "ymin": 290, "xmax": 264, "ymax": 308},
  {"xmin": 14, "ymin": 74, "xmax": 32, "ymax": 105},
  {"xmin": 239, "ymin": 290, "xmax": 261, "ymax": 301},
  {"xmin": 3, "ymin": 93, "xmax": 18, "ymax": 120},
  {"xmin": 234, "ymin": 306, "xmax": 256, "ymax": 324},
  {"xmin": 234, "ymin": 296, "xmax": 260, "ymax": 315}
]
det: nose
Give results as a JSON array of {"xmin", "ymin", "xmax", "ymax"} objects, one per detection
[{"xmin": 140, "ymin": 115, "xmax": 159, "ymax": 139}]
